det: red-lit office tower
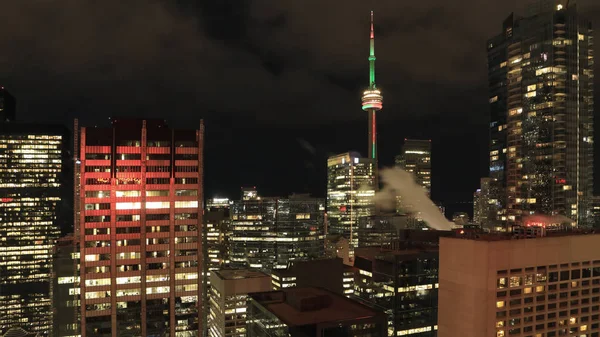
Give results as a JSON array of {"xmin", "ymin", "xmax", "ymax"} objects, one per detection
[
  {"xmin": 77, "ymin": 119, "xmax": 204, "ymax": 337},
  {"xmin": 361, "ymin": 11, "xmax": 383, "ymax": 190}
]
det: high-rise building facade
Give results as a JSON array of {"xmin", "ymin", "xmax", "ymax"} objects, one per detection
[
  {"xmin": 77, "ymin": 119, "xmax": 204, "ymax": 337},
  {"xmin": 327, "ymin": 152, "xmax": 375, "ymax": 250},
  {"xmin": 53, "ymin": 235, "xmax": 81, "ymax": 337},
  {"xmin": 357, "ymin": 214, "xmax": 409, "ymax": 248},
  {"xmin": 230, "ymin": 193, "xmax": 324, "ymax": 271},
  {"xmin": 353, "ymin": 247, "xmax": 440, "ymax": 337},
  {"xmin": 271, "ymin": 258, "xmax": 346, "ymax": 295},
  {"xmin": 204, "ymin": 198, "xmax": 230, "ymax": 272},
  {"xmin": 487, "ymin": 1, "xmax": 594, "ymax": 227},
  {"xmin": 0, "ymin": 87, "xmax": 16, "ymax": 122},
  {"xmin": 473, "ymin": 177, "xmax": 503, "ymax": 231},
  {"xmin": 208, "ymin": 270, "xmax": 271, "ymax": 337},
  {"xmin": 592, "ymin": 196, "xmax": 600, "ymax": 229},
  {"xmin": 202, "ymin": 198, "xmax": 230, "ymax": 337},
  {"xmin": 0, "ymin": 123, "xmax": 69, "ymax": 336},
  {"xmin": 439, "ymin": 230, "xmax": 600, "ymax": 337},
  {"xmin": 395, "ymin": 139, "xmax": 432, "ymax": 196}
]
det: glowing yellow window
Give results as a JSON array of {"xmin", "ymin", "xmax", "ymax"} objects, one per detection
[
  {"xmin": 497, "ymin": 330, "xmax": 505, "ymax": 337},
  {"xmin": 524, "ymin": 287, "xmax": 532, "ymax": 294},
  {"xmin": 497, "ymin": 278, "xmax": 507, "ymax": 289},
  {"xmin": 496, "ymin": 301, "xmax": 505, "ymax": 308},
  {"xmin": 536, "ymin": 285, "xmax": 545, "ymax": 292}
]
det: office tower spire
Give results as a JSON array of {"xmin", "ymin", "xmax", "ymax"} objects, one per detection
[{"xmin": 362, "ymin": 11, "xmax": 383, "ymax": 191}]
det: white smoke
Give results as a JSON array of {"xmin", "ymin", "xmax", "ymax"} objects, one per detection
[{"xmin": 374, "ymin": 167, "xmax": 454, "ymax": 231}]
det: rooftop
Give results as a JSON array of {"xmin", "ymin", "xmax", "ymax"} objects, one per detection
[
  {"xmin": 355, "ymin": 246, "xmax": 439, "ymax": 260},
  {"xmin": 251, "ymin": 287, "xmax": 384, "ymax": 327},
  {"xmin": 449, "ymin": 228, "xmax": 599, "ymax": 242},
  {"xmin": 213, "ymin": 269, "xmax": 270, "ymax": 280}
]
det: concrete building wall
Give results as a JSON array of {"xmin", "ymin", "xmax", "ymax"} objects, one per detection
[{"xmin": 439, "ymin": 234, "xmax": 600, "ymax": 337}]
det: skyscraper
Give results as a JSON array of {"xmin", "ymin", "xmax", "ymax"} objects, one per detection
[
  {"xmin": 395, "ymin": 139, "xmax": 432, "ymax": 196},
  {"xmin": 473, "ymin": 177, "xmax": 503, "ymax": 231},
  {"xmin": 0, "ymin": 87, "xmax": 16, "ymax": 122},
  {"xmin": 53, "ymin": 235, "xmax": 81, "ymax": 337},
  {"xmin": 208, "ymin": 270, "xmax": 271, "ymax": 337},
  {"xmin": 77, "ymin": 119, "xmax": 204, "ymax": 337},
  {"xmin": 438, "ymin": 229, "xmax": 600, "ymax": 337},
  {"xmin": 0, "ymin": 122, "xmax": 69, "ymax": 336},
  {"xmin": 326, "ymin": 152, "xmax": 375, "ymax": 250},
  {"xmin": 353, "ymin": 245, "xmax": 440, "ymax": 337},
  {"xmin": 202, "ymin": 197, "xmax": 230, "ymax": 337},
  {"xmin": 487, "ymin": 0, "xmax": 594, "ymax": 227},
  {"xmin": 230, "ymin": 192, "xmax": 325, "ymax": 271},
  {"xmin": 361, "ymin": 11, "xmax": 383, "ymax": 190}
]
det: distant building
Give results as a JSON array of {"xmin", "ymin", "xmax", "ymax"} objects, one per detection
[
  {"xmin": 438, "ymin": 229, "xmax": 600, "ymax": 337},
  {"xmin": 592, "ymin": 196, "xmax": 600, "ymax": 229},
  {"xmin": 271, "ymin": 258, "xmax": 346, "ymax": 296},
  {"xmin": 326, "ymin": 152, "xmax": 375, "ymax": 250},
  {"xmin": 77, "ymin": 119, "xmax": 204, "ymax": 336},
  {"xmin": 395, "ymin": 139, "xmax": 432, "ymax": 196},
  {"xmin": 247, "ymin": 287, "xmax": 387, "ymax": 337},
  {"xmin": 452, "ymin": 212, "xmax": 470, "ymax": 226},
  {"xmin": 353, "ymin": 246, "xmax": 440, "ymax": 337},
  {"xmin": 52, "ymin": 235, "xmax": 80, "ymax": 337},
  {"xmin": 241, "ymin": 187, "xmax": 258, "ymax": 200},
  {"xmin": 324, "ymin": 235, "xmax": 351, "ymax": 266},
  {"xmin": 0, "ymin": 87, "xmax": 16, "ymax": 122},
  {"xmin": 473, "ymin": 189, "xmax": 482, "ymax": 224},
  {"xmin": 473, "ymin": 177, "xmax": 503, "ymax": 231},
  {"xmin": 208, "ymin": 270, "xmax": 271, "ymax": 337},
  {"xmin": 0, "ymin": 122, "xmax": 69, "ymax": 336},
  {"xmin": 487, "ymin": 1, "xmax": 594, "ymax": 227},
  {"xmin": 357, "ymin": 214, "xmax": 409, "ymax": 248},
  {"xmin": 203, "ymin": 198, "xmax": 231, "ymax": 337},
  {"xmin": 230, "ymin": 192, "xmax": 325, "ymax": 271}
]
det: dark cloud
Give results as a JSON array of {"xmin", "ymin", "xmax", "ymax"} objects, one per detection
[
  {"xmin": 1, "ymin": 0, "xmax": 599, "ymax": 207},
  {"xmin": 0, "ymin": 0, "xmax": 598, "ymax": 126}
]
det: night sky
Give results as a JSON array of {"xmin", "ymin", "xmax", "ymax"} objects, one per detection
[{"xmin": 1, "ymin": 1, "xmax": 600, "ymax": 216}]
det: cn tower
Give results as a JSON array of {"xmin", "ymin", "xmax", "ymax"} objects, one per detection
[{"xmin": 361, "ymin": 11, "xmax": 383, "ymax": 190}]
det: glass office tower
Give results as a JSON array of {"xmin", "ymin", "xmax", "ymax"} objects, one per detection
[
  {"xmin": 487, "ymin": 0, "xmax": 594, "ymax": 227},
  {"xmin": 395, "ymin": 139, "xmax": 432, "ymax": 196},
  {"xmin": 0, "ymin": 123, "xmax": 69, "ymax": 336},
  {"xmin": 230, "ymin": 193, "xmax": 324, "ymax": 272},
  {"xmin": 326, "ymin": 152, "xmax": 375, "ymax": 250}
]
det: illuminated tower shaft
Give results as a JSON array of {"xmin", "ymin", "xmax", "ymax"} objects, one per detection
[{"xmin": 362, "ymin": 11, "xmax": 383, "ymax": 190}]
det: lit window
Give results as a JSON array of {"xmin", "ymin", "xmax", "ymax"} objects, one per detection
[
  {"xmin": 496, "ymin": 301, "xmax": 505, "ymax": 308},
  {"xmin": 116, "ymin": 202, "xmax": 141, "ymax": 210},
  {"xmin": 509, "ymin": 276, "xmax": 521, "ymax": 287},
  {"xmin": 497, "ymin": 278, "xmax": 507, "ymax": 289},
  {"xmin": 146, "ymin": 201, "xmax": 170, "ymax": 209},
  {"xmin": 175, "ymin": 201, "xmax": 198, "ymax": 208}
]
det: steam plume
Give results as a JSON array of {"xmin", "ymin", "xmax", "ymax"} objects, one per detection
[{"xmin": 374, "ymin": 167, "xmax": 454, "ymax": 231}]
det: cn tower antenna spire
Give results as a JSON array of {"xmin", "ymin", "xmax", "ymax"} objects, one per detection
[
  {"xmin": 369, "ymin": 10, "xmax": 376, "ymax": 87},
  {"xmin": 361, "ymin": 10, "xmax": 383, "ymax": 192}
]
